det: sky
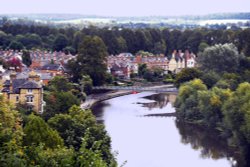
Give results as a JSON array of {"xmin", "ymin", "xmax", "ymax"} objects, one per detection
[{"xmin": 1, "ymin": 0, "xmax": 250, "ymax": 17}]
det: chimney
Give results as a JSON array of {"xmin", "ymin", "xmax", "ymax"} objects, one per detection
[
  {"xmin": 29, "ymin": 70, "xmax": 40, "ymax": 82},
  {"xmin": 9, "ymin": 71, "xmax": 17, "ymax": 92},
  {"xmin": 184, "ymin": 50, "xmax": 189, "ymax": 68}
]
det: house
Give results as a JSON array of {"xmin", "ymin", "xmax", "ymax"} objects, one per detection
[
  {"xmin": 16, "ymin": 71, "xmax": 53, "ymax": 86},
  {"xmin": 110, "ymin": 63, "xmax": 131, "ymax": 79},
  {"xmin": 40, "ymin": 73, "xmax": 53, "ymax": 85},
  {"xmin": 40, "ymin": 64, "xmax": 65, "ymax": 76},
  {"xmin": 107, "ymin": 53, "xmax": 136, "ymax": 79},
  {"xmin": 1, "ymin": 71, "xmax": 44, "ymax": 113},
  {"xmin": 134, "ymin": 54, "xmax": 169, "ymax": 72},
  {"xmin": 168, "ymin": 50, "xmax": 196, "ymax": 73}
]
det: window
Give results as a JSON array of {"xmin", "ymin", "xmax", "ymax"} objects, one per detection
[
  {"xmin": 27, "ymin": 89, "xmax": 33, "ymax": 93},
  {"xmin": 26, "ymin": 96, "xmax": 34, "ymax": 103},
  {"xmin": 16, "ymin": 96, "xmax": 19, "ymax": 102}
]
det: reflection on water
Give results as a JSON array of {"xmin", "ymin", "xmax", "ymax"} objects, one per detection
[
  {"xmin": 138, "ymin": 93, "xmax": 176, "ymax": 109},
  {"xmin": 92, "ymin": 92, "xmax": 241, "ymax": 167},
  {"xmin": 92, "ymin": 102, "xmax": 111, "ymax": 124},
  {"xmin": 176, "ymin": 121, "xmax": 237, "ymax": 165}
]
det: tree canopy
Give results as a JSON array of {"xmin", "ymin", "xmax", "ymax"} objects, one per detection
[
  {"xmin": 68, "ymin": 35, "xmax": 108, "ymax": 85},
  {"xmin": 198, "ymin": 43, "xmax": 243, "ymax": 73}
]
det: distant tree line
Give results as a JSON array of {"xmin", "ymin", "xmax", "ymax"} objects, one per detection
[{"xmin": 1, "ymin": 17, "xmax": 250, "ymax": 57}]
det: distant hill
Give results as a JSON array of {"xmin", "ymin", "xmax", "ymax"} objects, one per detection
[
  {"xmin": 0, "ymin": 12, "xmax": 249, "ymax": 29},
  {"xmin": 1, "ymin": 12, "xmax": 250, "ymax": 22}
]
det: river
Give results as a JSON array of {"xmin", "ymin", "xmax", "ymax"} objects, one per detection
[{"xmin": 92, "ymin": 92, "xmax": 237, "ymax": 167}]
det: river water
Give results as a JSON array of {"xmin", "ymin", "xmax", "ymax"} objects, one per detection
[{"xmin": 92, "ymin": 92, "xmax": 236, "ymax": 167}]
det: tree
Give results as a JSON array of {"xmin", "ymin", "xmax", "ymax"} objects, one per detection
[
  {"xmin": 100, "ymin": 29, "xmax": 120, "ymax": 54},
  {"xmin": 0, "ymin": 95, "xmax": 25, "ymax": 166},
  {"xmin": 175, "ymin": 79, "xmax": 207, "ymax": 121},
  {"xmin": 198, "ymin": 42, "xmax": 209, "ymax": 53},
  {"xmin": 72, "ymin": 31, "xmax": 83, "ymax": 53},
  {"xmin": 63, "ymin": 46, "xmax": 76, "ymax": 55},
  {"xmin": 0, "ymin": 31, "xmax": 11, "ymax": 49},
  {"xmin": 175, "ymin": 68, "xmax": 202, "ymax": 87},
  {"xmin": 198, "ymin": 43, "xmax": 244, "ymax": 73},
  {"xmin": 138, "ymin": 63, "xmax": 148, "ymax": 77},
  {"xmin": 152, "ymin": 40, "xmax": 166, "ymax": 54},
  {"xmin": 201, "ymin": 71, "xmax": 220, "ymax": 89},
  {"xmin": 8, "ymin": 41, "xmax": 23, "ymax": 50},
  {"xmin": 53, "ymin": 34, "xmax": 68, "ymax": 51},
  {"xmin": 75, "ymin": 131, "xmax": 112, "ymax": 167},
  {"xmin": 22, "ymin": 50, "xmax": 32, "ymax": 67},
  {"xmin": 43, "ymin": 91, "xmax": 80, "ymax": 120},
  {"xmin": 238, "ymin": 28, "xmax": 250, "ymax": 57},
  {"xmin": 23, "ymin": 114, "xmax": 63, "ymax": 149},
  {"xmin": 48, "ymin": 105, "xmax": 115, "ymax": 165},
  {"xmin": 197, "ymin": 87, "xmax": 232, "ymax": 127},
  {"xmin": 222, "ymin": 83, "xmax": 250, "ymax": 143},
  {"xmin": 70, "ymin": 36, "xmax": 108, "ymax": 85},
  {"xmin": 25, "ymin": 145, "xmax": 75, "ymax": 167},
  {"xmin": 48, "ymin": 76, "xmax": 73, "ymax": 92},
  {"xmin": 16, "ymin": 33, "xmax": 42, "ymax": 49},
  {"xmin": 79, "ymin": 75, "xmax": 93, "ymax": 95},
  {"xmin": 116, "ymin": 36, "xmax": 127, "ymax": 53},
  {"xmin": 134, "ymin": 30, "xmax": 151, "ymax": 52},
  {"xmin": 121, "ymin": 29, "xmax": 137, "ymax": 53},
  {"xmin": 186, "ymin": 31, "xmax": 203, "ymax": 53}
]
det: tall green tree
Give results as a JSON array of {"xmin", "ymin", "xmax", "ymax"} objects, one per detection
[
  {"xmin": 0, "ymin": 95, "xmax": 25, "ymax": 166},
  {"xmin": 70, "ymin": 36, "xmax": 108, "ymax": 85},
  {"xmin": 48, "ymin": 105, "xmax": 115, "ymax": 165},
  {"xmin": 198, "ymin": 43, "xmax": 244, "ymax": 73},
  {"xmin": 138, "ymin": 63, "xmax": 148, "ymax": 77},
  {"xmin": 23, "ymin": 114, "xmax": 63, "ymax": 149},
  {"xmin": 53, "ymin": 34, "xmax": 68, "ymax": 51},
  {"xmin": 22, "ymin": 50, "xmax": 32, "ymax": 67}
]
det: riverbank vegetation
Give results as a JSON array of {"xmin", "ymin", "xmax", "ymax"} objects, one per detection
[
  {"xmin": 0, "ymin": 76, "xmax": 117, "ymax": 166},
  {"xmin": 1, "ymin": 16, "xmax": 250, "ymax": 166},
  {"xmin": 174, "ymin": 43, "xmax": 250, "ymax": 166}
]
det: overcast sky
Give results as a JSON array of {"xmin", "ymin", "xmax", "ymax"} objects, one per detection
[{"xmin": 1, "ymin": 0, "xmax": 250, "ymax": 16}]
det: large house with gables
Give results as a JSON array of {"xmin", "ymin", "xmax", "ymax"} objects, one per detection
[{"xmin": 1, "ymin": 71, "xmax": 45, "ymax": 113}]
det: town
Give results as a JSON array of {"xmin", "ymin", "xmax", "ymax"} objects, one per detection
[
  {"xmin": 0, "ymin": 49, "xmax": 196, "ymax": 113},
  {"xmin": 1, "ymin": 1, "xmax": 250, "ymax": 166}
]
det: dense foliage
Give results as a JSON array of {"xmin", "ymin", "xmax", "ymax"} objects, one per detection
[
  {"xmin": 43, "ymin": 76, "xmax": 80, "ymax": 120},
  {"xmin": 0, "ymin": 94, "xmax": 117, "ymax": 166},
  {"xmin": 137, "ymin": 64, "xmax": 165, "ymax": 82},
  {"xmin": 1, "ymin": 18, "xmax": 250, "ymax": 58},
  {"xmin": 174, "ymin": 43, "xmax": 250, "ymax": 166},
  {"xmin": 198, "ymin": 43, "xmax": 243, "ymax": 73},
  {"xmin": 67, "ymin": 36, "xmax": 108, "ymax": 85},
  {"xmin": 0, "ymin": 76, "xmax": 117, "ymax": 166}
]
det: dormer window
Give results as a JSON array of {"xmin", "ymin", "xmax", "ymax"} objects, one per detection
[{"xmin": 27, "ymin": 89, "xmax": 33, "ymax": 93}]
